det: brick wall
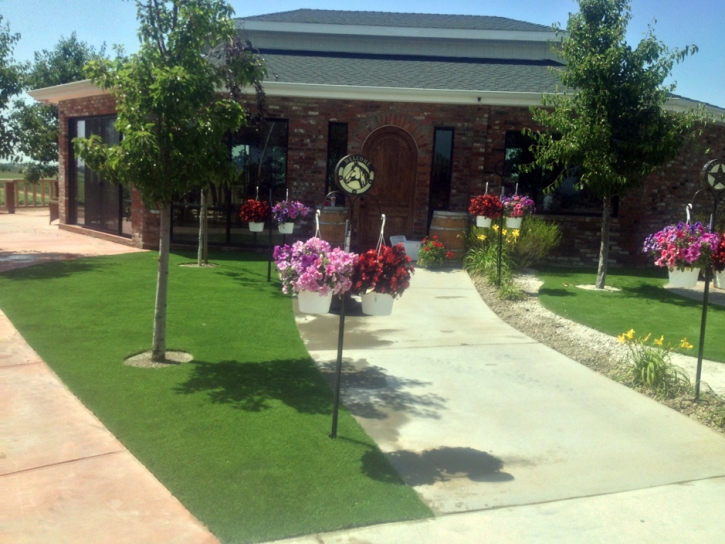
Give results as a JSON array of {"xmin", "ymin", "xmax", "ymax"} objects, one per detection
[{"xmin": 56, "ymin": 92, "xmax": 725, "ymax": 263}]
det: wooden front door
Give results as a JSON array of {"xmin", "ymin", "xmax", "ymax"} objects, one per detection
[{"xmin": 357, "ymin": 127, "xmax": 417, "ymax": 249}]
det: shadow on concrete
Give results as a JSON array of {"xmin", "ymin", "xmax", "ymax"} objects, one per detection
[
  {"xmin": 174, "ymin": 358, "xmax": 332, "ymax": 414},
  {"xmin": 376, "ymin": 447, "xmax": 514, "ymax": 486},
  {"xmin": 317, "ymin": 359, "xmax": 446, "ymax": 421}
]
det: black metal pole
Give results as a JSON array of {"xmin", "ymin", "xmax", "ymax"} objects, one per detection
[
  {"xmin": 330, "ymin": 215, "xmax": 352, "ymax": 439},
  {"xmin": 695, "ymin": 198, "xmax": 719, "ymax": 399},
  {"xmin": 497, "ymin": 214, "xmax": 504, "ymax": 288}
]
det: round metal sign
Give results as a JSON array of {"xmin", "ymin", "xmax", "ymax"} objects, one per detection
[
  {"xmin": 335, "ymin": 155, "xmax": 375, "ymax": 196},
  {"xmin": 701, "ymin": 159, "xmax": 725, "ymax": 193}
]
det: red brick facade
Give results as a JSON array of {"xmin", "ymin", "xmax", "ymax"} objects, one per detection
[{"xmin": 57, "ymin": 93, "xmax": 725, "ymax": 265}]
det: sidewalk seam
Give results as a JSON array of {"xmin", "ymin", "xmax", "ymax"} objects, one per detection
[{"xmin": 0, "ymin": 449, "xmax": 126, "ymax": 479}]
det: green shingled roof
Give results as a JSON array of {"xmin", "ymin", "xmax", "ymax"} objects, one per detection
[
  {"xmin": 244, "ymin": 9, "xmax": 552, "ymax": 32},
  {"xmin": 260, "ymin": 51, "xmax": 562, "ymax": 93}
]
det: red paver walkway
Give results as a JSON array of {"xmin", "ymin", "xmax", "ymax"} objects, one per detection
[{"xmin": 0, "ymin": 210, "xmax": 218, "ymax": 543}]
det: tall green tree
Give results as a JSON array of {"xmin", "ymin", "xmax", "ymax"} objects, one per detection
[
  {"xmin": 526, "ymin": 0, "xmax": 703, "ymax": 288},
  {"xmin": 75, "ymin": 0, "xmax": 265, "ymax": 362},
  {"xmin": 0, "ymin": 15, "xmax": 22, "ymax": 160},
  {"xmin": 13, "ymin": 34, "xmax": 106, "ymax": 181}
]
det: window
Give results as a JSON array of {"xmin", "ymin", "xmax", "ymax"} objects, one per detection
[
  {"xmin": 326, "ymin": 122, "xmax": 348, "ymax": 202},
  {"xmin": 429, "ymin": 128, "xmax": 454, "ymax": 224},
  {"xmin": 504, "ymin": 131, "xmax": 602, "ymax": 215},
  {"xmin": 171, "ymin": 119, "xmax": 290, "ymax": 247},
  {"xmin": 69, "ymin": 116, "xmax": 131, "ymax": 236}
]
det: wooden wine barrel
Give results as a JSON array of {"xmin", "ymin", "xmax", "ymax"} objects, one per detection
[
  {"xmin": 318, "ymin": 207, "xmax": 348, "ymax": 248},
  {"xmin": 429, "ymin": 211, "xmax": 468, "ymax": 262}
]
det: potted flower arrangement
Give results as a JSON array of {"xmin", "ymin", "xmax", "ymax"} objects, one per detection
[
  {"xmin": 469, "ymin": 194, "xmax": 503, "ymax": 228},
  {"xmin": 272, "ymin": 200, "xmax": 312, "ymax": 234},
  {"xmin": 711, "ymin": 236, "xmax": 725, "ymax": 289},
  {"xmin": 643, "ymin": 222, "xmax": 721, "ymax": 288},
  {"xmin": 351, "ymin": 244, "xmax": 414, "ymax": 316},
  {"xmin": 416, "ymin": 235, "xmax": 454, "ymax": 269},
  {"xmin": 273, "ymin": 237, "xmax": 357, "ymax": 314},
  {"xmin": 240, "ymin": 199, "xmax": 271, "ymax": 232},
  {"xmin": 501, "ymin": 195, "xmax": 535, "ymax": 229}
]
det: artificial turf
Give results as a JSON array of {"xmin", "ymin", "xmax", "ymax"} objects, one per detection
[
  {"xmin": 0, "ymin": 251, "xmax": 431, "ymax": 543},
  {"xmin": 536, "ymin": 267, "xmax": 725, "ymax": 363}
]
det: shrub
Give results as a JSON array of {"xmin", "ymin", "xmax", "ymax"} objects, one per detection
[
  {"xmin": 417, "ymin": 235, "xmax": 454, "ymax": 268},
  {"xmin": 509, "ymin": 217, "xmax": 562, "ymax": 268}
]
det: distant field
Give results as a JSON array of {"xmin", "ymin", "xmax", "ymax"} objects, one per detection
[{"xmin": 0, "ymin": 171, "xmax": 21, "ymax": 180}]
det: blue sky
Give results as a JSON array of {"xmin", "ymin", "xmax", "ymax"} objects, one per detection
[{"xmin": 2, "ymin": 0, "xmax": 723, "ymax": 108}]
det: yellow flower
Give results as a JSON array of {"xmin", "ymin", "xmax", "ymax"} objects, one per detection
[
  {"xmin": 477, "ymin": 234, "xmax": 486, "ymax": 241},
  {"xmin": 617, "ymin": 334, "xmax": 626, "ymax": 343},
  {"xmin": 626, "ymin": 329, "xmax": 635, "ymax": 340},
  {"xmin": 654, "ymin": 336, "xmax": 664, "ymax": 346},
  {"xmin": 643, "ymin": 333, "xmax": 651, "ymax": 342},
  {"xmin": 512, "ymin": 229, "xmax": 520, "ymax": 238},
  {"xmin": 492, "ymin": 224, "xmax": 499, "ymax": 232},
  {"xmin": 680, "ymin": 338, "xmax": 693, "ymax": 350},
  {"xmin": 502, "ymin": 229, "xmax": 508, "ymax": 236}
]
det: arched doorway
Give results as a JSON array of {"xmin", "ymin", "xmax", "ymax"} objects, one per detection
[{"xmin": 357, "ymin": 126, "xmax": 418, "ymax": 249}]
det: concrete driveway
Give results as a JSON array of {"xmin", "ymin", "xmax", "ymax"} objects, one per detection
[{"xmin": 289, "ymin": 268, "xmax": 725, "ymax": 543}]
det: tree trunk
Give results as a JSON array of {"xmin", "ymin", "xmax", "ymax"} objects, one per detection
[
  {"xmin": 151, "ymin": 204, "xmax": 171, "ymax": 362},
  {"xmin": 596, "ymin": 196, "xmax": 612, "ymax": 289},
  {"xmin": 197, "ymin": 188, "xmax": 208, "ymax": 266}
]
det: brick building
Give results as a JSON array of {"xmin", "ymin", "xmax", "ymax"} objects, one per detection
[{"xmin": 29, "ymin": 9, "xmax": 725, "ymax": 265}]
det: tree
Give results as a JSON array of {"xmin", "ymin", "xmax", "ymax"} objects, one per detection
[
  {"xmin": 75, "ymin": 0, "xmax": 266, "ymax": 362},
  {"xmin": 526, "ymin": 0, "xmax": 703, "ymax": 288},
  {"xmin": 12, "ymin": 34, "xmax": 106, "ymax": 181},
  {"xmin": 0, "ymin": 15, "xmax": 22, "ymax": 160}
]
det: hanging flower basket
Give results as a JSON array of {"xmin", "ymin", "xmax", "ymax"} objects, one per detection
[
  {"xmin": 501, "ymin": 195, "xmax": 535, "ymax": 231},
  {"xmin": 272, "ymin": 200, "xmax": 312, "ymax": 233},
  {"xmin": 712, "ymin": 237, "xmax": 725, "ymax": 289},
  {"xmin": 643, "ymin": 222, "xmax": 720, "ymax": 283},
  {"xmin": 469, "ymin": 194, "xmax": 502, "ymax": 229},
  {"xmin": 297, "ymin": 290, "xmax": 333, "ymax": 314},
  {"xmin": 667, "ymin": 268, "xmax": 700, "ymax": 288},
  {"xmin": 273, "ymin": 237, "xmax": 357, "ymax": 314},
  {"xmin": 240, "ymin": 199, "xmax": 271, "ymax": 232},
  {"xmin": 361, "ymin": 292, "xmax": 395, "ymax": 316},
  {"xmin": 505, "ymin": 217, "xmax": 523, "ymax": 229},
  {"xmin": 278, "ymin": 222, "xmax": 294, "ymax": 234}
]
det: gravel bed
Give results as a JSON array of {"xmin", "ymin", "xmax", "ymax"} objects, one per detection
[{"xmin": 471, "ymin": 270, "xmax": 725, "ymax": 434}]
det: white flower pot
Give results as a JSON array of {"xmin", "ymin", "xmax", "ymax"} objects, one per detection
[
  {"xmin": 714, "ymin": 270, "xmax": 725, "ymax": 289},
  {"xmin": 667, "ymin": 267, "xmax": 699, "ymax": 288},
  {"xmin": 249, "ymin": 221, "xmax": 264, "ymax": 232},
  {"xmin": 476, "ymin": 216, "xmax": 492, "ymax": 228},
  {"xmin": 505, "ymin": 217, "xmax": 523, "ymax": 229},
  {"xmin": 278, "ymin": 222, "xmax": 294, "ymax": 234},
  {"xmin": 297, "ymin": 290, "xmax": 332, "ymax": 314},
  {"xmin": 361, "ymin": 292, "xmax": 394, "ymax": 316}
]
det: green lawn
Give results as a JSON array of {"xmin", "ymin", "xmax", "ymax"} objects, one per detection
[
  {"xmin": 536, "ymin": 267, "xmax": 725, "ymax": 362},
  {"xmin": 0, "ymin": 251, "xmax": 431, "ymax": 543}
]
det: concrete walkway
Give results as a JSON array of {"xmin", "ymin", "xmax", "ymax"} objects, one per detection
[
  {"xmin": 0, "ymin": 210, "xmax": 217, "ymax": 543},
  {"xmin": 285, "ymin": 269, "xmax": 725, "ymax": 543}
]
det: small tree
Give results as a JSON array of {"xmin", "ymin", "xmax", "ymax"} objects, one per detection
[
  {"xmin": 526, "ymin": 0, "xmax": 703, "ymax": 288},
  {"xmin": 13, "ymin": 34, "xmax": 106, "ymax": 181},
  {"xmin": 0, "ymin": 15, "xmax": 23, "ymax": 161},
  {"xmin": 75, "ymin": 0, "xmax": 265, "ymax": 361}
]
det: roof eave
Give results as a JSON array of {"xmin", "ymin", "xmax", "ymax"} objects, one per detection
[
  {"xmin": 27, "ymin": 79, "xmax": 105, "ymax": 105},
  {"xmin": 237, "ymin": 20, "xmax": 558, "ymax": 43}
]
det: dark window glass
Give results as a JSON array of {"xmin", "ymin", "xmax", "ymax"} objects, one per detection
[
  {"xmin": 504, "ymin": 131, "xmax": 602, "ymax": 215},
  {"xmin": 326, "ymin": 122, "xmax": 348, "ymax": 202},
  {"xmin": 429, "ymin": 128, "xmax": 454, "ymax": 223},
  {"xmin": 171, "ymin": 119, "xmax": 289, "ymax": 247},
  {"xmin": 70, "ymin": 116, "xmax": 130, "ymax": 236}
]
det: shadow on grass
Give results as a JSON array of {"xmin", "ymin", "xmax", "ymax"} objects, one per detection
[
  {"xmin": 539, "ymin": 288, "xmax": 576, "ymax": 297},
  {"xmin": 364, "ymin": 447, "xmax": 513, "ymax": 486},
  {"xmin": 317, "ymin": 360, "xmax": 446, "ymax": 420},
  {"xmin": 0, "ymin": 256, "xmax": 111, "ymax": 280},
  {"xmin": 174, "ymin": 358, "xmax": 332, "ymax": 414}
]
